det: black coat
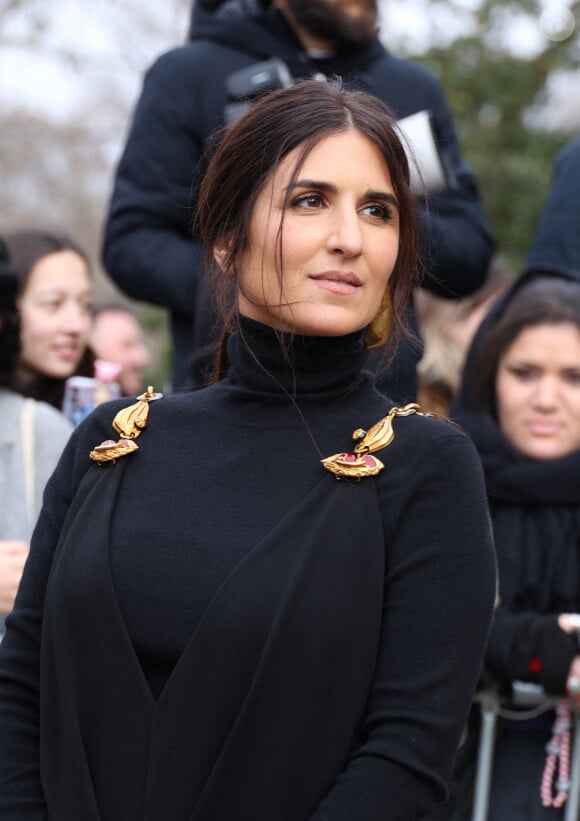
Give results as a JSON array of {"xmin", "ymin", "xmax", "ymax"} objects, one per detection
[
  {"xmin": 527, "ymin": 135, "xmax": 580, "ymax": 280},
  {"xmin": 102, "ymin": 2, "xmax": 494, "ymax": 395},
  {"xmin": 0, "ymin": 320, "xmax": 496, "ymax": 820}
]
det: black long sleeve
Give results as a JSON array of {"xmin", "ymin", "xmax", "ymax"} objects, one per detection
[
  {"xmin": 0, "ymin": 324, "xmax": 496, "ymax": 820},
  {"xmin": 310, "ymin": 429, "xmax": 496, "ymax": 819}
]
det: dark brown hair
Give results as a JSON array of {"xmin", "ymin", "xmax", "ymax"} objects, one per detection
[
  {"xmin": 470, "ymin": 273, "xmax": 580, "ymax": 412},
  {"xmin": 196, "ymin": 78, "xmax": 419, "ymax": 375},
  {"xmin": 0, "ymin": 238, "xmax": 20, "ymax": 386},
  {"xmin": 5, "ymin": 229, "xmax": 91, "ymax": 294}
]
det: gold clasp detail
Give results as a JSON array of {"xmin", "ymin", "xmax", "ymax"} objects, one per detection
[
  {"xmin": 89, "ymin": 386, "xmax": 162, "ymax": 465},
  {"xmin": 321, "ymin": 403, "xmax": 421, "ymax": 480}
]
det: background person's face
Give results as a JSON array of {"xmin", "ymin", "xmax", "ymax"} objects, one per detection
[
  {"xmin": 235, "ymin": 129, "xmax": 400, "ymax": 339},
  {"xmin": 283, "ymin": 0, "xmax": 378, "ymax": 47},
  {"xmin": 91, "ymin": 310, "xmax": 151, "ymax": 396},
  {"xmin": 18, "ymin": 250, "xmax": 92, "ymax": 381},
  {"xmin": 495, "ymin": 321, "xmax": 580, "ymax": 460}
]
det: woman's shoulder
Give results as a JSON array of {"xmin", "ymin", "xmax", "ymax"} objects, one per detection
[
  {"xmin": 372, "ymin": 409, "xmax": 490, "ymax": 540},
  {"xmin": 379, "ymin": 407, "xmax": 484, "ymax": 488},
  {"xmin": 141, "ymin": 387, "xmax": 217, "ymax": 427},
  {"xmin": 389, "ymin": 406, "xmax": 473, "ymax": 450},
  {"xmin": 72, "ymin": 388, "xmax": 212, "ymax": 451},
  {"xmin": 0, "ymin": 390, "xmax": 72, "ymax": 442},
  {"xmin": 0, "ymin": 389, "xmax": 23, "ymax": 434},
  {"xmin": 32, "ymin": 399, "xmax": 73, "ymax": 437},
  {"xmin": 0, "ymin": 387, "xmax": 23, "ymax": 411},
  {"xmin": 30, "ymin": 401, "xmax": 74, "ymax": 478}
]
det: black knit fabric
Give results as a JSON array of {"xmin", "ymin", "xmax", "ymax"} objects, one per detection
[{"xmin": 0, "ymin": 317, "xmax": 496, "ymax": 820}]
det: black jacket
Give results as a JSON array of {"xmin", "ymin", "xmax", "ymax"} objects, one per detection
[
  {"xmin": 527, "ymin": 134, "xmax": 580, "ymax": 279},
  {"xmin": 102, "ymin": 1, "xmax": 494, "ymax": 394}
]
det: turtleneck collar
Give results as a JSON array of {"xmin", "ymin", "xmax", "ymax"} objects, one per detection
[{"xmin": 225, "ymin": 316, "xmax": 372, "ymax": 401}]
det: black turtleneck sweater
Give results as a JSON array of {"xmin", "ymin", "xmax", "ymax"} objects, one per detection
[{"xmin": 0, "ymin": 319, "xmax": 496, "ymax": 821}]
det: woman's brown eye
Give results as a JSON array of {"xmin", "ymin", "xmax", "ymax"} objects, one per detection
[
  {"xmin": 293, "ymin": 193, "xmax": 323, "ymax": 209},
  {"xmin": 363, "ymin": 204, "xmax": 391, "ymax": 221}
]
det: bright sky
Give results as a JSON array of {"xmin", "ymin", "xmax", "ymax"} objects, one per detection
[{"xmin": 0, "ymin": 0, "xmax": 576, "ymax": 122}]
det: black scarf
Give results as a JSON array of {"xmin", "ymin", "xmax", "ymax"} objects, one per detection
[{"xmin": 451, "ymin": 271, "xmax": 580, "ymax": 614}]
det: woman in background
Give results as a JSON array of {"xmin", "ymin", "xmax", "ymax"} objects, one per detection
[
  {"xmin": 452, "ymin": 270, "xmax": 580, "ymax": 819},
  {"xmin": 0, "ymin": 238, "xmax": 72, "ymax": 637},
  {"xmin": 5, "ymin": 229, "xmax": 94, "ymax": 411},
  {"xmin": 0, "ymin": 80, "xmax": 495, "ymax": 820}
]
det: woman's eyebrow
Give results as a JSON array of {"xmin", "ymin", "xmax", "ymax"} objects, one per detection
[
  {"xmin": 286, "ymin": 180, "xmax": 399, "ymax": 209},
  {"xmin": 367, "ymin": 190, "xmax": 399, "ymax": 209},
  {"xmin": 285, "ymin": 179, "xmax": 337, "ymax": 193}
]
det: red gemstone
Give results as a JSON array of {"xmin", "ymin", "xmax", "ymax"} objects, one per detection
[
  {"xmin": 528, "ymin": 656, "xmax": 543, "ymax": 673},
  {"xmin": 363, "ymin": 455, "xmax": 376, "ymax": 467},
  {"xmin": 343, "ymin": 453, "xmax": 357, "ymax": 463}
]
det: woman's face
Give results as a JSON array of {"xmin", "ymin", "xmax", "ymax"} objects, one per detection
[
  {"xmin": 235, "ymin": 129, "xmax": 400, "ymax": 338},
  {"xmin": 18, "ymin": 249, "xmax": 93, "ymax": 381},
  {"xmin": 495, "ymin": 322, "xmax": 580, "ymax": 460}
]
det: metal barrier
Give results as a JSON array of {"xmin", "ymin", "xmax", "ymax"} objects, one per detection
[{"xmin": 471, "ymin": 683, "xmax": 580, "ymax": 821}]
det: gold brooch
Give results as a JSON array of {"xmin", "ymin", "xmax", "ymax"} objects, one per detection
[
  {"xmin": 321, "ymin": 403, "xmax": 423, "ymax": 480},
  {"xmin": 89, "ymin": 386, "xmax": 162, "ymax": 465}
]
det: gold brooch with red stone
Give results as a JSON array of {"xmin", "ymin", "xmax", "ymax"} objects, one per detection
[
  {"xmin": 89, "ymin": 386, "xmax": 162, "ymax": 465},
  {"xmin": 321, "ymin": 403, "xmax": 424, "ymax": 480}
]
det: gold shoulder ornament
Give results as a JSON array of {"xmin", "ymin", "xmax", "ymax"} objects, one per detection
[
  {"xmin": 321, "ymin": 403, "xmax": 431, "ymax": 480},
  {"xmin": 89, "ymin": 386, "xmax": 163, "ymax": 465}
]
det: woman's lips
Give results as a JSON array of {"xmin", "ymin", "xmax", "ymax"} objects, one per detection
[
  {"xmin": 53, "ymin": 346, "xmax": 80, "ymax": 362},
  {"xmin": 527, "ymin": 420, "xmax": 561, "ymax": 435},
  {"xmin": 309, "ymin": 271, "xmax": 361, "ymax": 295}
]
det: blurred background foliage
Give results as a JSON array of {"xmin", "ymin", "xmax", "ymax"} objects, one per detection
[
  {"xmin": 410, "ymin": 0, "xmax": 580, "ymax": 272},
  {"xmin": 0, "ymin": 0, "xmax": 578, "ymax": 387}
]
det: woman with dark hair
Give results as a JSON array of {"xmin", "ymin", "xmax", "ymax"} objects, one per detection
[
  {"xmin": 450, "ymin": 270, "xmax": 580, "ymax": 819},
  {"xmin": 0, "ymin": 80, "xmax": 495, "ymax": 820},
  {"xmin": 0, "ymin": 238, "xmax": 72, "ymax": 638},
  {"xmin": 5, "ymin": 229, "xmax": 94, "ymax": 411}
]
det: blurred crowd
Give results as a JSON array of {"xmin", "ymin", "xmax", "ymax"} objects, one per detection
[
  {"xmin": 1, "ymin": 1, "xmax": 580, "ymax": 819},
  {"xmin": 0, "ymin": 230, "xmax": 152, "ymax": 638}
]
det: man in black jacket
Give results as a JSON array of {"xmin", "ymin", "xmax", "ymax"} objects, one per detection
[{"xmin": 102, "ymin": 0, "xmax": 494, "ymax": 398}]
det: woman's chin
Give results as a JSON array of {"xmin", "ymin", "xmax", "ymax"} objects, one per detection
[{"xmin": 270, "ymin": 311, "xmax": 369, "ymax": 339}]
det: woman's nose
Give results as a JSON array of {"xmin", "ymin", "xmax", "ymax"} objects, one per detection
[
  {"xmin": 62, "ymin": 302, "xmax": 90, "ymax": 335},
  {"xmin": 325, "ymin": 208, "xmax": 364, "ymax": 257},
  {"xmin": 533, "ymin": 377, "xmax": 559, "ymax": 408}
]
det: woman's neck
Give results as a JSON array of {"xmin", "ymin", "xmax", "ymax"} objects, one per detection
[
  {"xmin": 13, "ymin": 360, "xmax": 38, "ymax": 392},
  {"xmin": 224, "ymin": 315, "xmax": 371, "ymax": 401}
]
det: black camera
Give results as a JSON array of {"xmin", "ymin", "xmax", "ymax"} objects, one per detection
[
  {"xmin": 223, "ymin": 58, "xmax": 294, "ymax": 127},
  {"xmin": 223, "ymin": 59, "xmax": 452, "ymax": 193}
]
